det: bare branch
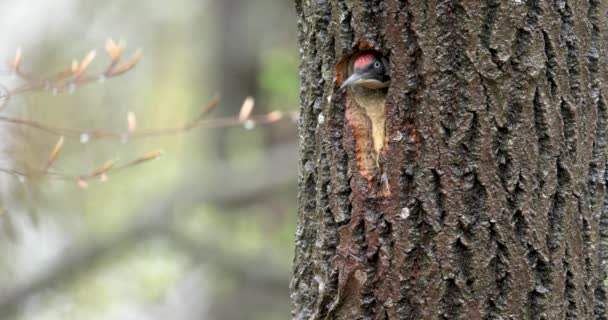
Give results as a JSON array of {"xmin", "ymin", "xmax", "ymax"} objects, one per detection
[{"xmin": 0, "ymin": 96, "xmax": 297, "ymax": 141}]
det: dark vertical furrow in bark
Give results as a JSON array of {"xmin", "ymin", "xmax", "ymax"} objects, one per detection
[
  {"xmin": 531, "ymin": 88, "xmax": 557, "ymax": 318},
  {"xmin": 334, "ymin": 1, "xmax": 353, "ymax": 48},
  {"xmin": 542, "ymin": 30, "xmax": 559, "ymax": 98},
  {"xmin": 434, "ymin": 0, "xmax": 473, "ymax": 318},
  {"xmin": 586, "ymin": 0, "xmax": 605, "ymax": 215},
  {"xmin": 526, "ymin": 248, "xmax": 551, "ymax": 320},
  {"xmin": 480, "ymin": 0, "xmax": 499, "ymax": 54},
  {"xmin": 313, "ymin": 144, "xmax": 340, "ymax": 319},
  {"xmin": 327, "ymin": 94, "xmax": 353, "ymax": 227},
  {"xmin": 460, "ymin": 106, "xmax": 490, "ymax": 317},
  {"xmin": 548, "ymin": 159, "xmax": 569, "ymax": 252},
  {"xmin": 595, "ymin": 96, "xmax": 608, "ymax": 319},
  {"xmin": 583, "ymin": 215, "xmax": 594, "ymax": 289},
  {"xmin": 556, "ymin": 2, "xmax": 583, "ymax": 104},
  {"xmin": 598, "ymin": 165, "xmax": 608, "ymax": 319},
  {"xmin": 441, "ymin": 279, "xmax": 463, "ymax": 320},
  {"xmin": 586, "ymin": 2, "xmax": 607, "ymax": 314},
  {"xmin": 511, "ymin": 186, "xmax": 528, "ymax": 243},
  {"xmin": 478, "ymin": 76, "xmax": 512, "ymax": 319},
  {"xmin": 488, "ymin": 1, "xmax": 546, "ymax": 317},
  {"xmin": 427, "ymin": 169, "xmax": 445, "ymax": 229},
  {"xmin": 589, "ymin": 0, "xmax": 608, "ymax": 315},
  {"xmin": 483, "ymin": 235, "xmax": 510, "ymax": 320},
  {"xmin": 533, "ymin": 88, "xmax": 552, "ymax": 188},
  {"xmin": 560, "ymin": 98, "xmax": 578, "ymax": 157},
  {"xmin": 558, "ymin": 2, "xmax": 594, "ymax": 315},
  {"xmin": 565, "ymin": 257, "xmax": 578, "ymax": 319}
]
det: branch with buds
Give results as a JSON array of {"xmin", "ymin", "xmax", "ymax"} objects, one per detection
[
  {"xmin": 0, "ymin": 40, "xmax": 299, "ymax": 187},
  {"xmin": 0, "ymin": 95, "xmax": 298, "ymax": 141},
  {"xmin": 1, "ymin": 39, "xmax": 142, "ymax": 107}
]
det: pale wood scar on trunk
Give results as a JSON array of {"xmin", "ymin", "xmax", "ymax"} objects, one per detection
[{"xmin": 344, "ymin": 93, "xmax": 386, "ymax": 182}]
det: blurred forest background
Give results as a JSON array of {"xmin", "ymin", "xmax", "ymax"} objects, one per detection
[{"xmin": 0, "ymin": 1, "xmax": 298, "ymax": 319}]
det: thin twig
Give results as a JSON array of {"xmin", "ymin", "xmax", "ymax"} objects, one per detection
[{"xmin": 0, "ymin": 97, "xmax": 297, "ymax": 140}]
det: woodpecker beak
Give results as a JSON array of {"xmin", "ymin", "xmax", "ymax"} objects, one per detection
[
  {"xmin": 340, "ymin": 73, "xmax": 364, "ymax": 90},
  {"xmin": 340, "ymin": 73, "xmax": 391, "ymax": 90}
]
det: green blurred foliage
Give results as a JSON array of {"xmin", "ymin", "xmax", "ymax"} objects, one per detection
[{"xmin": 260, "ymin": 47, "xmax": 300, "ymax": 110}]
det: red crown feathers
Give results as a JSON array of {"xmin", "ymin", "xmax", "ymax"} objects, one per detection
[{"xmin": 353, "ymin": 53, "xmax": 374, "ymax": 69}]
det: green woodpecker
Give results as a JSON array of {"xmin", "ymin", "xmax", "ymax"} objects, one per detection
[{"xmin": 340, "ymin": 52, "xmax": 390, "ymax": 163}]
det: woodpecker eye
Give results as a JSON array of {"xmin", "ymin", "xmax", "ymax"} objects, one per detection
[{"xmin": 374, "ymin": 61, "xmax": 381, "ymax": 68}]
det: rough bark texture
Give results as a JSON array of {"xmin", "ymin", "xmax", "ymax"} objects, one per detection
[{"xmin": 291, "ymin": 0, "xmax": 608, "ymax": 319}]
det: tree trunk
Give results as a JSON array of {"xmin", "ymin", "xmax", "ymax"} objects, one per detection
[
  {"xmin": 206, "ymin": 0, "xmax": 260, "ymax": 159},
  {"xmin": 291, "ymin": 0, "xmax": 608, "ymax": 319}
]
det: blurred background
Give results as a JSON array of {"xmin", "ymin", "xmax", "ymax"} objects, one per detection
[{"xmin": 0, "ymin": 1, "xmax": 299, "ymax": 319}]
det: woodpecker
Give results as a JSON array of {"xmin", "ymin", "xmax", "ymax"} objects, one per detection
[{"xmin": 340, "ymin": 52, "xmax": 390, "ymax": 164}]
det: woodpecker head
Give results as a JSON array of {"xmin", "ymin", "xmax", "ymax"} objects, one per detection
[{"xmin": 340, "ymin": 52, "xmax": 390, "ymax": 90}]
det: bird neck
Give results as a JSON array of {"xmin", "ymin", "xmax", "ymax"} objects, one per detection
[
  {"xmin": 350, "ymin": 87, "xmax": 387, "ymax": 115},
  {"xmin": 349, "ymin": 86, "xmax": 387, "ymax": 161}
]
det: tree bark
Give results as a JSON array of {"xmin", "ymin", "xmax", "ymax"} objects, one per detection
[{"xmin": 291, "ymin": 0, "xmax": 608, "ymax": 319}]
